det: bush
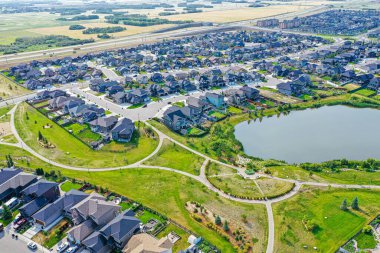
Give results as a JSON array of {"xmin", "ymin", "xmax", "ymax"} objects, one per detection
[{"xmin": 69, "ymin": 25, "xmax": 85, "ymax": 30}]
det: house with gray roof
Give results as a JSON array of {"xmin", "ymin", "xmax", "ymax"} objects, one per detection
[
  {"xmin": 19, "ymin": 179, "xmax": 60, "ymax": 217},
  {"xmin": 0, "ymin": 168, "xmax": 37, "ymax": 202},
  {"xmin": 32, "ymin": 189, "xmax": 88, "ymax": 228},
  {"xmin": 111, "ymin": 118, "xmax": 135, "ymax": 142},
  {"xmin": 89, "ymin": 116, "xmax": 118, "ymax": 134}
]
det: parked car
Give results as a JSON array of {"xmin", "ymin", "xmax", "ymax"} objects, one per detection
[
  {"xmin": 0, "ymin": 223, "xmax": 4, "ymax": 232},
  {"xmin": 57, "ymin": 242, "xmax": 69, "ymax": 252},
  {"xmin": 27, "ymin": 242, "xmax": 37, "ymax": 250},
  {"xmin": 66, "ymin": 246, "xmax": 78, "ymax": 253},
  {"xmin": 13, "ymin": 214, "xmax": 22, "ymax": 224},
  {"xmin": 13, "ymin": 218, "xmax": 27, "ymax": 230}
]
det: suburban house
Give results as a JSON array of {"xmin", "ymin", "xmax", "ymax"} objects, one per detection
[
  {"xmin": 123, "ymin": 233, "xmax": 173, "ymax": 253},
  {"xmin": 111, "ymin": 118, "xmax": 135, "ymax": 142},
  {"xmin": 32, "ymin": 190, "xmax": 89, "ymax": 229},
  {"xmin": 89, "ymin": 116, "xmax": 118, "ymax": 134},
  {"xmin": 163, "ymin": 106, "xmax": 191, "ymax": 133},
  {"xmin": 19, "ymin": 179, "xmax": 60, "ymax": 218},
  {"xmin": 126, "ymin": 89, "xmax": 150, "ymax": 105},
  {"xmin": 202, "ymin": 92, "xmax": 225, "ymax": 108},
  {"xmin": 0, "ymin": 168, "xmax": 37, "ymax": 202}
]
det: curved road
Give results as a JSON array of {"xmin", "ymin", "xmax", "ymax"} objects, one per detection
[{"xmin": 5, "ymin": 103, "xmax": 380, "ymax": 253}]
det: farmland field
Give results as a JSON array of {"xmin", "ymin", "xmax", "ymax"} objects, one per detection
[
  {"xmin": 28, "ymin": 22, "xmax": 174, "ymax": 41},
  {"xmin": 161, "ymin": 5, "xmax": 314, "ymax": 23}
]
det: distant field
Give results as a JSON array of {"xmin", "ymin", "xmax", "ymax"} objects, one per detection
[
  {"xmin": 28, "ymin": 22, "xmax": 174, "ymax": 41},
  {"xmin": 161, "ymin": 5, "xmax": 314, "ymax": 23},
  {"xmin": 0, "ymin": 12, "xmax": 100, "ymax": 45}
]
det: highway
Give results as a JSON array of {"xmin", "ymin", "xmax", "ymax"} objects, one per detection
[{"xmin": 0, "ymin": 5, "xmax": 329, "ymax": 67}]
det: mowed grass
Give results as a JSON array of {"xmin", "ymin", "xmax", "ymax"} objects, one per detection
[
  {"xmin": 144, "ymin": 139, "xmax": 204, "ymax": 175},
  {"xmin": 206, "ymin": 162, "xmax": 237, "ymax": 176},
  {"xmin": 355, "ymin": 231, "xmax": 377, "ymax": 249},
  {"xmin": 0, "ymin": 144, "xmax": 267, "ymax": 252},
  {"xmin": 273, "ymin": 186, "xmax": 380, "ymax": 253},
  {"xmin": 267, "ymin": 165, "xmax": 380, "ymax": 185},
  {"xmin": 0, "ymin": 75, "xmax": 30, "ymax": 99},
  {"xmin": 60, "ymin": 181, "xmax": 82, "ymax": 192},
  {"xmin": 15, "ymin": 103, "xmax": 158, "ymax": 168},
  {"xmin": 157, "ymin": 223, "xmax": 191, "ymax": 253}
]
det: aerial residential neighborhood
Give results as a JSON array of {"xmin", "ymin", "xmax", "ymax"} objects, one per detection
[{"xmin": 0, "ymin": 0, "xmax": 380, "ymax": 253}]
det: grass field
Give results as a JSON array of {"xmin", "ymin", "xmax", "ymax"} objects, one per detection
[
  {"xmin": 162, "ymin": 5, "xmax": 313, "ymax": 23},
  {"xmin": 355, "ymin": 230, "xmax": 377, "ymax": 250},
  {"xmin": 28, "ymin": 22, "xmax": 174, "ymax": 41},
  {"xmin": 60, "ymin": 181, "xmax": 82, "ymax": 192},
  {"xmin": 267, "ymin": 165, "xmax": 380, "ymax": 186},
  {"xmin": 354, "ymin": 89, "xmax": 377, "ymax": 97},
  {"xmin": 206, "ymin": 162, "xmax": 237, "ymax": 176},
  {"xmin": 157, "ymin": 223, "xmax": 191, "ymax": 252},
  {"xmin": 255, "ymin": 178, "xmax": 295, "ymax": 199},
  {"xmin": 0, "ymin": 143, "xmax": 268, "ymax": 252},
  {"xmin": 0, "ymin": 105, "xmax": 13, "ymax": 123},
  {"xmin": 0, "ymin": 75, "xmax": 30, "ymax": 100},
  {"xmin": 1, "ymin": 134, "xmax": 18, "ymax": 143},
  {"xmin": 273, "ymin": 186, "xmax": 380, "ymax": 253},
  {"xmin": 343, "ymin": 83, "xmax": 361, "ymax": 91},
  {"xmin": 15, "ymin": 103, "xmax": 158, "ymax": 168},
  {"xmin": 208, "ymin": 174, "xmax": 265, "ymax": 199},
  {"xmin": 144, "ymin": 139, "xmax": 204, "ymax": 175}
]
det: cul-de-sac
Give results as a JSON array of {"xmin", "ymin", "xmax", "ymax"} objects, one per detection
[{"xmin": 0, "ymin": 0, "xmax": 380, "ymax": 253}]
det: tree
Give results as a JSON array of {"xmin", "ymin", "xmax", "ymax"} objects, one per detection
[
  {"xmin": 215, "ymin": 215, "xmax": 222, "ymax": 225},
  {"xmin": 223, "ymin": 220, "xmax": 229, "ymax": 231},
  {"xmin": 6, "ymin": 155, "xmax": 14, "ymax": 168},
  {"xmin": 363, "ymin": 225, "xmax": 372, "ymax": 234},
  {"xmin": 1, "ymin": 204, "xmax": 12, "ymax": 220},
  {"xmin": 351, "ymin": 197, "xmax": 359, "ymax": 210},
  {"xmin": 340, "ymin": 199, "xmax": 348, "ymax": 211}
]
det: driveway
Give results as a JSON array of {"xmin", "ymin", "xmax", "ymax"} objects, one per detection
[{"xmin": 0, "ymin": 230, "xmax": 47, "ymax": 253}]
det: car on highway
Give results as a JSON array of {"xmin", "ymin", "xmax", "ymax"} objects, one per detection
[
  {"xmin": 66, "ymin": 246, "xmax": 78, "ymax": 253},
  {"xmin": 27, "ymin": 242, "xmax": 37, "ymax": 250},
  {"xmin": 57, "ymin": 242, "xmax": 69, "ymax": 252}
]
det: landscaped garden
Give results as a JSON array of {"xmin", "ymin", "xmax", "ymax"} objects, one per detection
[{"xmin": 14, "ymin": 103, "xmax": 158, "ymax": 168}]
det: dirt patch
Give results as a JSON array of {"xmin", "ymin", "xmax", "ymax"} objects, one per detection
[{"xmin": 0, "ymin": 122, "xmax": 12, "ymax": 137}]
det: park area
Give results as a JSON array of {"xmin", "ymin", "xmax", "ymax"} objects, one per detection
[
  {"xmin": 14, "ymin": 102, "xmax": 158, "ymax": 168},
  {"xmin": 273, "ymin": 186, "xmax": 380, "ymax": 252}
]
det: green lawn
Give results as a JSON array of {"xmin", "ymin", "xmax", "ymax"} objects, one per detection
[
  {"xmin": 187, "ymin": 127, "xmax": 206, "ymax": 136},
  {"xmin": 60, "ymin": 181, "xmax": 82, "ymax": 192},
  {"xmin": 267, "ymin": 165, "xmax": 380, "ymax": 185},
  {"xmin": 273, "ymin": 186, "xmax": 380, "ymax": 253},
  {"xmin": 144, "ymin": 139, "xmax": 204, "ymax": 175},
  {"xmin": 208, "ymin": 111, "xmax": 226, "ymax": 120},
  {"xmin": 1, "ymin": 143, "xmax": 268, "ymax": 253},
  {"xmin": 355, "ymin": 231, "xmax": 377, "ymax": 250},
  {"xmin": 157, "ymin": 223, "xmax": 191, "ymax": 252},
  {"xmin": 137, "ymin": 209, "xmax": 166, "ymax": 224},
  {"xmin": 354, "ymin": 89, "xmax": 377, "ymax": 97},
  {"xmin": 255, "ymin": 178, "xmax": 295, "ymax": 199},
  {"xmin": 1, "ymin": 134, "xmax": 18, "ymax": 143},
  {"xmin": 14, "ymin": 103, "xmax": 158, "ymax": 168},
  {"xmin": 205, "ymin": 162, "xmax": 236, "ymax": 176},
  {"xmin": 227, "ymin": 106, "xmax": 243, "ymax": 114},
  {"xmin": 0, "ymin": 105, "xmax": 13, "ymax": 123},
  {"xmin": 128, "ymin": 103, "xmax": 145, "ymax": 109}
]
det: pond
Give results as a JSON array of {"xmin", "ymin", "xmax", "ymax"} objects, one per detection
[{"xmin": 234, "ymin": 106, "xmax": 380, "ymax": 163}]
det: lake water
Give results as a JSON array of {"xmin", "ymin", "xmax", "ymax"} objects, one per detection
[{"xmin": 234, "ymin": 106, "xmax": 380, "ymax": 163}]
